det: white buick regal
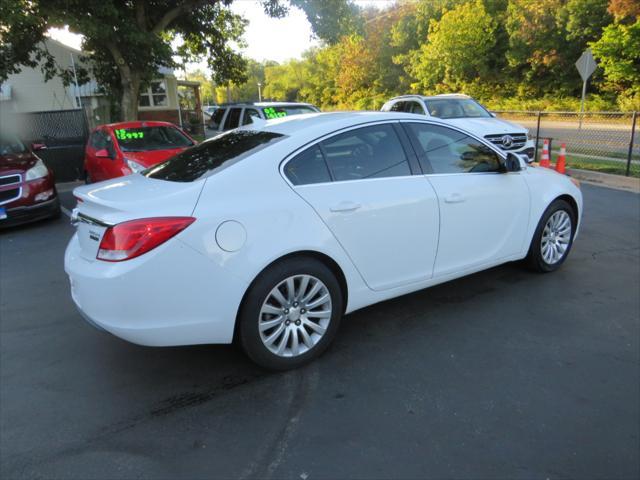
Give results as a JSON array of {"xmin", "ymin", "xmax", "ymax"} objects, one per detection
[{"xmin": 65, "ymin": 112, "xmax": 582, "ymax": 370}]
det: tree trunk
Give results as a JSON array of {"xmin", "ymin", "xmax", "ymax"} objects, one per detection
[{"xmin": 119, "ymin": 70, "xmax": 140, "ymax": 121}]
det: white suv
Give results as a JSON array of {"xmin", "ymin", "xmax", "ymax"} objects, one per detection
[
  {"xmin": 382, "ymin": 94, "xmax": 535, "ymax": 160},
  {"xmin": 208, "ymin": 102, "xmax": 320, "ymax": 133}
]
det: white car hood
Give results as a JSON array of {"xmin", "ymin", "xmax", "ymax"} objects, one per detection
[{"xmin": 441, "ymin": 117, "xmax": 527, "ymax": 136}]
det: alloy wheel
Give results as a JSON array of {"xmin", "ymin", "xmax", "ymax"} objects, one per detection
[
  {"xmin": 258, "ymin": 274, "xmax": 332, "ymax": 358},
  {"xmin": 541, "ymin": 210, "xmax": 572, "ymax": 265}
]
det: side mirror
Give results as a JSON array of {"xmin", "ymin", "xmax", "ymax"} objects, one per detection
[
  {"xmin": 95, "ymin": 148, "xmax": 111, "ymax": 159},
  {"xmin": 31, "ymin": 143, "xmax": 47, "ymax": 151},
  {"xmin": 504, "ymin": 153, "xmax": 522, "ymax": 172}
]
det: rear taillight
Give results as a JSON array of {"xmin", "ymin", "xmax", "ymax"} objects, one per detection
[{"xmin": 97, "ymin": 217, "xmax": 195, "ymax": 262}]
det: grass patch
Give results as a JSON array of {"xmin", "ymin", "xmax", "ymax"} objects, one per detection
[{"xmin": 564, "ymin": 154, "xmax": 639, "ymax": 178}]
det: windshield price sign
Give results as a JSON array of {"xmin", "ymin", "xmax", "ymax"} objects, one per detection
[{"xmin": 115, "ymin": 129, "xmax": 144, "ymax": 140}]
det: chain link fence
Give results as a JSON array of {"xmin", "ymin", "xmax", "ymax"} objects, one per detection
[
  {"xmin": 16, "ymin": 109, "xmax": 89, "ymax": 182},
  {"xmin": 494, "ymin": 111, "xmax": 639, "ymax": 177}
]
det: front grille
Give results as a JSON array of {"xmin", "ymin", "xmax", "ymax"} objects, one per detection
[
  {"xmin": 0, "ymin": 187, "xmax": 21, "ymax": 205},
  {"xmin": 485, "ymin": 133, "xmax": 527, "ymax": 150},
  {"xmin": 0, "ymin": 174, "xmax": 21, "ymax": 187}
]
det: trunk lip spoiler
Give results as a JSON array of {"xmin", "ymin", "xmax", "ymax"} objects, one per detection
[{"xmin": 71, "ymin": 210, "xmax": 114, "ymax": 228}]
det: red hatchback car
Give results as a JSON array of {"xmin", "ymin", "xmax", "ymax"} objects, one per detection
[
  {"xmin": 1, "ymin": 133, "xmax": 60, "ymax": 228},
  {"xmin": 84, "ymin": 121, "xmax": 196, "ymax": 183}
]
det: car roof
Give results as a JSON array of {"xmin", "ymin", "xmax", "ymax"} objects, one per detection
[
  {"xmin": 388, "ymin": 94, "xmax": 472, "ymax": 102},
  {"xmin": 252, "ymin": 111, "xmax": 450, "ymax": 137},
  {"xmin": 102, "ymin": 121, "xmax": 179, "ymax": 130},
  {"xmin": 217, "ymin": 101, "xmax": 316, "ymax": 108}
]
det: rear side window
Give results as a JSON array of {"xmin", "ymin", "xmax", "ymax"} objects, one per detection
[
  {"xmin": 242, "ymin": 108, "xmax": 260, "ymax": 125},
  {"xmin": 223, "ymin": 108, "xmax": 242, "ymax": 130},
  {"xmin": 284, "ymin": 146, "xmax": 331, "ymax": 186},
  {"xmin": 144, "ymin": 130, "xmax": 285, "ymax": 182},
  {"xmin": 389, "ymin": 102, "xmax": 406, "ymax": 112},
  {"xmin": 210, "ymin": 108, "xmax": 225, "ymax": 130},
  {"xmin": 321, "ymin": 124, "xmax": 411, "ymax": 182}
]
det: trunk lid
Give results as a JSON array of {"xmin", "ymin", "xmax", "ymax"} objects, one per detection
[{"xmin": 72, "ymin": 174, "xmax": 205, "ymax": 261}]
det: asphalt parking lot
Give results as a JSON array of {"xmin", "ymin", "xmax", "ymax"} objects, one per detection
[{"xmin": 1, "ymin": 183, "xmax": 639, "ymax": 479}]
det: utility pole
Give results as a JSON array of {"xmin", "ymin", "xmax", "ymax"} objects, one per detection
[
  {"xmin": 257, "ymin": 82, "xmax": 262, "ymax": 102},
  {"xmin": 69, "ymin": 53, "xmax": 81, "ymax": 108}
]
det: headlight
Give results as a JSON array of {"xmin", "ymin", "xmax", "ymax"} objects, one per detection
[
  {"xmin": 125, "ymin": 158, "xmax": 145, "ymax": 173},
  {"xmin": 25, "ymin": 158, "xmax": 49, "ymax": 181}
]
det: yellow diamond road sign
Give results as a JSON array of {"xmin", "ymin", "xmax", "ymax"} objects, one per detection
[{"xmin": 576, "ymin": 49, "xmax": 597, "ymax": 82}]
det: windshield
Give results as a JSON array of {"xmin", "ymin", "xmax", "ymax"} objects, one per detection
[
  {"xmin": 0, "ymin": 133, "xmax": 28, "ymax": 156},
  {"xmin": 424, "ymin": 99, "xmax": 491, "ymax": 119},
  {"xmin": 114, "ymin": 126, "xmax": 194, "ymax": 152},
  {"xmin": 144, "ymin": 130, "xmax": 285, "ymax": 182},
  {"xmin": 262, "ymin": 105, "xmax": 317, "ymax": 119}
]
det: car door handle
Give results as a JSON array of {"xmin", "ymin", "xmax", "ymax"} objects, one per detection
[
  {"xmin": 444, "ymin": 193, "xmax": 466, "ymax": 204},
  {"xmin": 330, "ymin": 201, "xmax": 362, "ymax": 213}
]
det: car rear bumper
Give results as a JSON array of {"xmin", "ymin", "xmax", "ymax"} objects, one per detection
[{"xmin": 64, "ymin": 233, "xmax": 248, "ymax": 346}]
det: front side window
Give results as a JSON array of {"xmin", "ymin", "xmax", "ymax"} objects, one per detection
[
  {"xmin": 423, "ymin": 98, "xmax": 491, "ymax": 119},
  {"xmin": 408, "ymin": 102, "xmax": 426, "ymax": 115},
  {"xmin": 139, "ymin": 80, "xmax": 168, "ymax": 107},
  {"xmin": 284, "ymin": 146, "xmax": 331, "ymax": 186},
  {"xmin": 223, "ymin": 108, "xmax": 242, "ymax": 130},
  {"xmin": 405, "ymin": 123, "xmax": 501, "ymax": 174},
  {"xmin": 113, "ymin": 126, "xmax": 194, "ymax": 152},
  {"xmin": 144, "ymin": 130, "xmax": 285, "ymax": 182},
  {"xmin": 321, "ymin": 124, "xmax": 411, "ymax": 182}
]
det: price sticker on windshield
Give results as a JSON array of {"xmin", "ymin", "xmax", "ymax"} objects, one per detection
[
  {"xmin": 263, "ymin": 108, "xmax": 288, "ymax": 120},
  {"xmin": 115, "ymin": 129, "xmax": 145, "ymax": 140}
]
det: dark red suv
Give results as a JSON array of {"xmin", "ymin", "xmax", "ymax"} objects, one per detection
[{"xmin": 0, "ymin": 133, "xmax": 60, "ymax": 228}]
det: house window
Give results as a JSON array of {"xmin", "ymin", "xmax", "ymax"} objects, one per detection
[{"xmin": 139, "ymin": 80, "xmax": 168, "ymax": 107}]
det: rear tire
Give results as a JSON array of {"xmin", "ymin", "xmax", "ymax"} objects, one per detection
[
  {"xmin": 525, "ymin": 199, "xmax": 576, "ymax": 272},
  {"xmin": 84, "ymin": 171, "xmax": 92, "ymax": 184},
  {"xmin": 239, "ymin": 257, "xmax": 343, "ymax": 370}
]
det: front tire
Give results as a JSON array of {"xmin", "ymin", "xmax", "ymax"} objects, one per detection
[
  {"xmin": 239, "ymin": 257, "xmax": 343, "ymax": 370},
  {"xmin": 526, "ymin": 199, "xmax": 576, "ymax": 272}
]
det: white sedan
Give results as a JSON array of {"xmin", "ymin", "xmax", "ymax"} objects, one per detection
[{"xmin": 65, "ymin": 112, "xmax": 582, "ymax": 370}]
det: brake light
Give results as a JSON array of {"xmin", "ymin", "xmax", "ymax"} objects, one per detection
[{"xmin": 97, "ymin": 217, "xmax": 195, "ymax": 262}]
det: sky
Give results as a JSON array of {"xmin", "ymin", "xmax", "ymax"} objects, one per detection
[{"xmin": 48, "ymin": 0, "xmax": 394, "ymax": 66}]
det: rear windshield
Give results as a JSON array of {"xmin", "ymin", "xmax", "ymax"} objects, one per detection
[
  {"xmin": 262, "ymin": 105, "xmax": 317, "ymax": 119},
  {"xmin": 143, "ymin": 130, "xmax": 285, "ymax": 182},
  {"xmin": 114, "ymin": 126, "xmax": 194, "ymax": 152}
]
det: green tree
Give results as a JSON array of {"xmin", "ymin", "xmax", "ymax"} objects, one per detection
[
  {"xmin": 0, "ymin": 0, "xmax": 352, "ymax": 120},
  {"xmin": 408, "ymin": 0, "xmax": 498, "ymax": 93},
  {"xmin": 591, "ymin": 20, "xmax": 640, "ymax": 97}
]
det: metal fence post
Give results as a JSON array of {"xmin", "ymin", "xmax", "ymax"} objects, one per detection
[
  {"xmin": 534, "ymin": 111, "xmax": 542, "ymax": 161},
  {"xmin": 626, "ymin": 111, "xmax": 637, "ymax": 177}
]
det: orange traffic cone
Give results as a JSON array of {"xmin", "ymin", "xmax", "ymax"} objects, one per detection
[
  {"xmin": 556, "ymin": 143, "xmax": 566, "ymax": 174},
  {"xmin": 540, "ymin": 139, "xmax": 551, "ymax": 168}
]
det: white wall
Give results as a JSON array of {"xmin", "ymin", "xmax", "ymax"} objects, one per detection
[{"xmin": 1, "ymin": 39, "xmax": 81, "ymax": 113}]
